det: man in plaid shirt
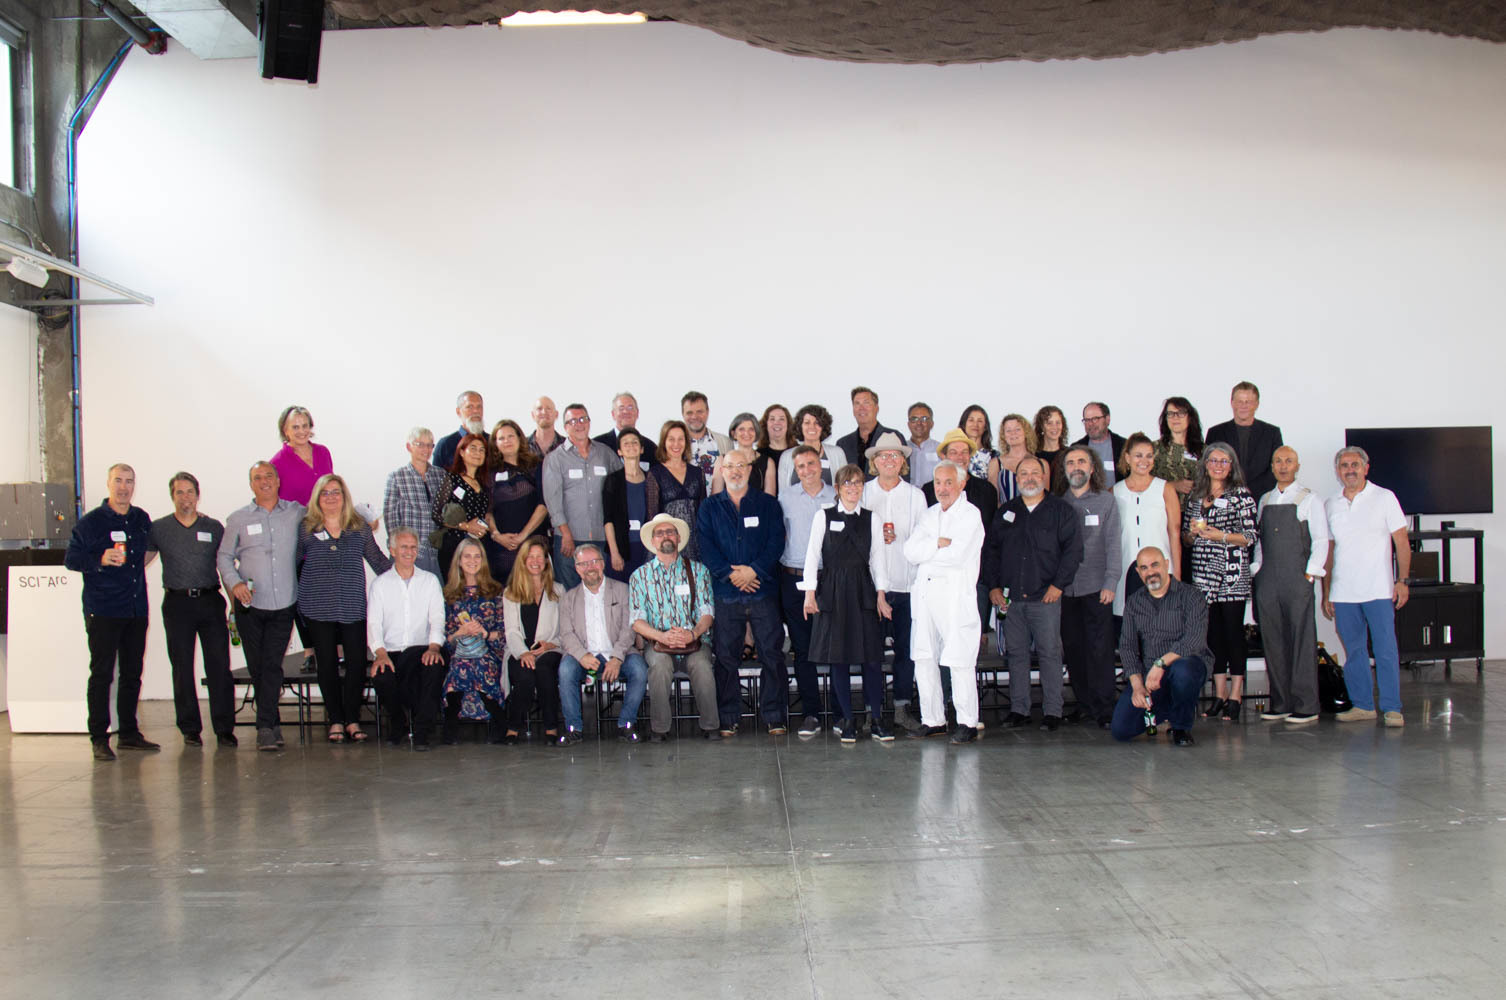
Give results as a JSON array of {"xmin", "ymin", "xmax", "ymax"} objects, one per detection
[{"xmin": 383, "ymin": 427, "xmax": 446, "ymax": 576}]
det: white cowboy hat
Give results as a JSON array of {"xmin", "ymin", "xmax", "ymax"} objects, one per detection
[
  {"xmin": 639, "ymin": 512, "xmax": 691, "ymax": 552},
  {"xmin": 864, "ymin": 430, "xmax": 913, "ymax": 461}
]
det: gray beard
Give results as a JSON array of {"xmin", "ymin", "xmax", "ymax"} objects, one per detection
[{"xmin": 463, "ymin": 418, "xmax": 485, "ymax": 435}]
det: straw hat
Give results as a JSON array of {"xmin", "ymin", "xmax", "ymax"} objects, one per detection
[
  {"xmin": 935, "ymin": 428, "xmax": 977, "ymax": 459},
  {"xmin": 639, "ymin": 512, "xmax": 690, "ymax": 552},
  {"xmin": 863, "ymin": 430, "xmax": 912, "ymax": 461}
]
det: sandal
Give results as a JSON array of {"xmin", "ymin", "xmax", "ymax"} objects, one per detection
[
  {"xmin": 346, "ymin": 725, "xmax": 369, "ymax": 743},
  {"xmin": 327, "ymin": 726, "xmax": 345, "ymax": 744}
]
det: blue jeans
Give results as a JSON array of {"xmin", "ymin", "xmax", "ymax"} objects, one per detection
[
  {"xmin": 1111, "ymin": 655, "xmax": 1207, "ymax": 741},
  {"xmin": 713, "ymin": 595, "xmax": 787, "ymax": 727},
  {"xmin": 1333, "ymin": 600, "xmax": 1402, "ymax": 713},
  {"xmin": 885, "ymin": 591, "xmax": 915, "ymax": 705},
  {"xmin": 558, "ymin": 652, "xmax": 648, "ymax": 731}
]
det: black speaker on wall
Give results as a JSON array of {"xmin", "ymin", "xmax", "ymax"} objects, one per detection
[{"xmin": 259, "ymin": 0, "xmax": 325, "ymax": 84}]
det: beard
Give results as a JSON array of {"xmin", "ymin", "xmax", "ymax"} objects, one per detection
[
  {"xmin": 463, "ymin": 418, "xmax": 485, "ymax": 435},
  {"xmin": 1067, "ymin": 471, "xmax": 1088, "ymax": 489},
  {"xmin": 658, "ymin": 539, "xmax": 679, "ymax": 555},
  {"xmin": 1144, "ymin": 574, "xmax": 1165, "ymax": 592},
  {"xmin": 1019, "ymin": 485, "xmax": 1043, "ymax": 499}
]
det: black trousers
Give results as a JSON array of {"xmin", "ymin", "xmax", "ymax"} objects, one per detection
[
  {"xmin": 1060, "ymin": 593, "xmax": 1117, "ymax": 722},
  {"xmin": 162, "ymin": 590, "xmax": 234, "ymax": 736},
  {"xmin": 234, "ymin": 603, "xmax": 295, "ymax": 732},
  {"xmin": 85, "ymin": 614, "xmax": 149, "ymax": 742},
  {"xmin": 1207, "ymin": 599, "xmax": 1248, "ymax": 677},
  {"xmin": 507, "ymin": 651, "xmax": 563, "ymax": 731},
  {"xmin": 306, "ymin": 617, "xmax": 370, "ymax": 726},
  {"xmin": 372, "ymin": 646, "xmax": 447, "ymax": 740}
]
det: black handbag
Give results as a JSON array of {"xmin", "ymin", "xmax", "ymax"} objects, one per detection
[{"xmin": 1316, "ymin": 642, "xmax": 1353, "ymax": 714}]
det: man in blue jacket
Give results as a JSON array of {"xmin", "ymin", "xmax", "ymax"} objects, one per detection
[
  {"xmin": 64, "ymin": 463, "xmax": 161, "ymax": 760},
  {"xmin": 696, "ymin": 447, "xmax": 787, "ymax": 736}
]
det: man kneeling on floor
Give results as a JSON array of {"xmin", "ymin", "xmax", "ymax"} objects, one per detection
[{"xmin": 1112, "ymin": 546, "xmax": 1209, "ymax": 747}]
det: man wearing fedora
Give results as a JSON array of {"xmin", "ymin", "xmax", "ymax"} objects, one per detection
[
  {"xmin": 863, "ymin": 431, "xmax": 927, "ymax": 731},
  {"xmin": 628, "ymin": 513, "xmax": 718, "ymax": 741}
]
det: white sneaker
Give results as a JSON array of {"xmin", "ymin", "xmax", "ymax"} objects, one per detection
[{"xmin": 1260, "ymin": 710, "xmax": 1290, "ymax": 721}]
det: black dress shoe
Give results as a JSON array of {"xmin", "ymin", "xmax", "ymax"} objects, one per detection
[
  {"xmin": 116, "ymin": 734, "xmax": 161, "ymax": 751},
  {"xmin": 501, "ymin": 732, "xmax": 519, "ymax": 746},
  {"xmin": 1063, "ymin": 710, "xmax": 1084, "ymax": 724},
  {"xmin": 183, "ymin": 733, "xmax": 203, "ymax": 747},
  {"xmin": 648, "ymin": 731, "xmax": 668, "ymax": 743},
  {"xmin": 703, "ymin": 729, "xmax": 724, "ymax": 741},
  {"xmin": 92, "ymin": 740, "xmax": 116, "ymax": 761},
  {"xmin": 1006, "ymin": 712, "xmax": 1030, "ymax": 728},
  {"xmin": 1040, "ymin": 715, "xmax": 1062, "ymax": 732},
  {"xmin": 1202, "ymin": 698, "xmax": 1225, "ymax": 719},
  {"xmin": 413, "ymin": 739, "xmax": 432, "ymax": 752},
  {"xmin": 618, "ymin": 724, "xmax": 642, "ymax": 744},
  {"xmin": 216, "ymin": 732, "xmax": 238, "ymax": 747},
  {"xmin": 949, "ymin": 726, "xmax": 978, "ymax": 744},
  {"xmin": 910, "ymin": 724, "xmax": 949, "ymax": 739},
  {"xmin": 1170, "ymin": 729, "xmax": 1195, "ymax": 746},
  {"xmin": 558, "ymin": 729, "xmax": 584, "ymax": 747}
]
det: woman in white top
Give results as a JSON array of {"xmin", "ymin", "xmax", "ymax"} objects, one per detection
[
  {"xmin": 776, "ymin": 404, "xmax": 846, "ymax": 489},
  {"xmin": 1112, "ymin": 432, "xmax": 1182, "ymax": 616}
]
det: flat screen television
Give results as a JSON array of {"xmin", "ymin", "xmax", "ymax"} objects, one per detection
[{"xmin": 1343, "ymin": 426, "xmax": 1493, "ymax": 515}]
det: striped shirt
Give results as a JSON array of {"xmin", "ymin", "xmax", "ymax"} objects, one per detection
[
  {"xmin": 296, "ymin": 523, "xmax": 392, "ymax": 623},
  {"xmin": 1118, "ymin": 578, "xmax": 1212, "ymax": 678}
]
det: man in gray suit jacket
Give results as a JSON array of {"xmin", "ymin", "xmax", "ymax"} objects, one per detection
[{"xmin": 557, "ymin": 544, "xmax": 649, "ymax": 744}]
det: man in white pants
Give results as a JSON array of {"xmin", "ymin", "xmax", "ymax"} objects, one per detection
[{"xmin": 903, "ymin": 461, "xmax": 985, "ymax": 744}]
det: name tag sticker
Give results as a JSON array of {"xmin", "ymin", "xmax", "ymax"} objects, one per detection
[
  {"xmin": 640, "ymin": 461, "xmax": 651, "ymax": 471},
  {"xmin": 568, "ymin": 469, "xmax": 584, "ymax": 480},
  {"xmin": 453, "ymin": 486, "xmax": 466, "ymax": 499},
  {"xmin": 1183, "ymin": 449, "xmax": 1194, "ymax": 462},
  {"xmin": 315, "ymin": 531, "xmax": 330, "ymax": 541},
  {"xmin": 829, "ymin": 520, "xmax": 845, "ymax": 532},
  {"xmin": 629, "ymin": 519, "xmax": 641, "ymax": 531},
  {"xmin": 743, "ymin": 516, "xmax": 760, "ymax": 528},
  {"xmin": 1002, "ymin": 510, "xmax": 1016, "ymax": 523},
  {"xmin": 1214, "ymin": 497, "xmax": 1228, "ymax": 508},
  {"xmin": 110, "ymin": 530, "xmax": 127, "ymax": 542},
  {"xmin": 197, "ymin": 531, "xmax": 213, "ymax": 542},
  {"xmin": 247, "ymin": 523, "xmax": 263, "ymax": 536},
  {"xmin": 1103, "ymin": 460, "xmax": 1115, "ymax": 471},
  {"xmin": 820, "ymin": 459, "xmax": 830, "ymax": 468},
  {"xmin": 496, "ymin": 471, "xmax": 509, "ymax": 482},
  {"xmin": 593, "ymin": 465, "xmax": 607, "ymax": 476},
  {"xmin": 674, "ymin": 583, "xmax": 691, "ymax": 596},
  {"xmin": 1085, "ymin": 514, "xmax": 1100, "ymax": 526}
]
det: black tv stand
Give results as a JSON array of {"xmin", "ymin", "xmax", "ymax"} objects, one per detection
[{"xmin": 1395, "ymin": 528, "xmax": 1484, "ymax": 673}]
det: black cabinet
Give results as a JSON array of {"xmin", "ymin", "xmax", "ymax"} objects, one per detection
[{"xmin": 1396, "ymin": 530, "xmax": 1484, "ymax": 671}]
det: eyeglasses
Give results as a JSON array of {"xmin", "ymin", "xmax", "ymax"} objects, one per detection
[
  {"xmin": 1165, "ymin": 409, "xmax": 1188, "ymax": 418},
  {"xmin": 1083, "ymin": 414, "xmax": 1107, "ymax": 423},
  {"xmin": 651, "ymin": 529, "xmax": 680, "ymax": 538},
  {"xmin": 564, "ymin": 417, "xmax": 589, "ymax": 426},
  {"xmin": 575, "ymin": 556, "xmax": 604, "ymax": 566},
  {"xmin": 1205, "ymin": 457, "xmax": 1231, "ymax": 466},
  {"xmin": 908, "ymin": 415, "xmax": 933, "ymax": 424},
  {"xmin": 723, "ymin": 462, "xmax": 750, "ymax": 470},
  {"xmin": 319, "ymin": 489, "xmax": 343, "ymax": 498}
]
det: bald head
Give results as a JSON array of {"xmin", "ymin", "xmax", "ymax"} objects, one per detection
[{"xmin": 1271, "ymin": 445, "xmax": 1299, "ymax": 490}]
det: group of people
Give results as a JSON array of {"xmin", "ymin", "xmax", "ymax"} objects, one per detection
[{"xmin": 65, "ymin": 383, "xmax": 1414, "ymax": 759}]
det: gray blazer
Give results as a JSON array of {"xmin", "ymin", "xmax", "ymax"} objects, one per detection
[
  {"xmin": 503, "ymin": 582, "xmax": 566, "ymax": 660},
  {"xmin": 558, "ymin": 578, "xmax": 637, "ymax": 662}
]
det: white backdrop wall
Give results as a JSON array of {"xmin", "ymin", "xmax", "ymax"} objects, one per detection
[
  {"xmin": 60, "ymin": 23, "xmax": 1506, "ymax": 698},
  {"xmin": 0, "ymin": 302, "xmax": 41, "ymax": 483}
]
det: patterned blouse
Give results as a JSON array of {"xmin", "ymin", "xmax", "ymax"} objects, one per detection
[
  {"xmin": 1152, "ymin": 440, "xmax": 1199, "ymax": 485},
  {"xmin": 432, "ymin": 471, "xmax": 490, "ymax": 535},
  {"xmin": 444, "ymin": 587, "xmax": 506, "ymax": 719},
  {"xmin": 1183, "ymin": 486, "xmax": 1257, "ymax": 601},
  {"xmin": 628, "ymin": 555, "xmax": 715, "ymax": 631},
  {"xmin": 968, "ymin": 447, "xmax": 998, "ymax": 482}
]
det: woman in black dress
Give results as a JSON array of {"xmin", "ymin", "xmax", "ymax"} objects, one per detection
[
  {"xmin": 487, "ymin": 419, "xmax": 548, "ymax": 582},
  {"xmin": 646, "ymin": 420, "xmax": 707, "ymax": 561},
  {"xmin": 603, "ymin": 426, "xmax": 651, "ymax": 583},
  {"xmin": 432, "ymin": 433, "xmax": 497, "ymax": 580},
  {"xmin": 802, "ymin": 465, "xmax": 895, "ymax": 743},
  {"xmin": 758, "ymin": 403, "xmax": 795, "ymax": 496}
]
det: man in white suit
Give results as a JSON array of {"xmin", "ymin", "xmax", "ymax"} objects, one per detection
[{"xmin": 903, "ymin": 461, "xmax": 985, "ymax": 745}]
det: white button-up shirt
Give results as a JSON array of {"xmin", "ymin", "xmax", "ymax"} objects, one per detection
[
  {"xmin": 583, "ymin": 584, "xmax": 612, "ymax": 657},
  {"xmin": 863, "ymin": 477, "xmax": 925, "ymax": 593},
  {"xmin": 801, "ymin": 501, "xmax": 890, "ymax": 594},
  {"xmin": 367, "ymin": 566, "xmax": 445, "ymax": 652},
  {"xmin": 1325, "ymin": 481, "xmax": 1407, "ymax": 603},
  {"xmin": 1251, "ymin": 481, "xmax": 1332, "ymax": 578}
]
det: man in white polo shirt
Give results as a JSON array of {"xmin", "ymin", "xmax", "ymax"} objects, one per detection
[{"xmin": 1320, "ymin": 446, "xmax": 1410, "ymax": 727}]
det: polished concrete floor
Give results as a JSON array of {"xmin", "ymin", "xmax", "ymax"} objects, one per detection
[{"xmin": 2, "ymin": 662, "xmax": 1505, "ymax": 999}]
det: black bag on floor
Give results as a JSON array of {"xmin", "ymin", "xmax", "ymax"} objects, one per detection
[{"xmin": 1317, "ymin": 642, "xmax": 1352, "ymax": 714}]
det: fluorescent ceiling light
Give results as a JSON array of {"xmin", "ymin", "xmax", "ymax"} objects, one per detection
[
  {"xmin": 501, "ymin": 10, "xmax": 647, "ymax": 27},
  {"xmin": 0, "ymin": 237, "xmax": 154, "ymax": 306}
]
